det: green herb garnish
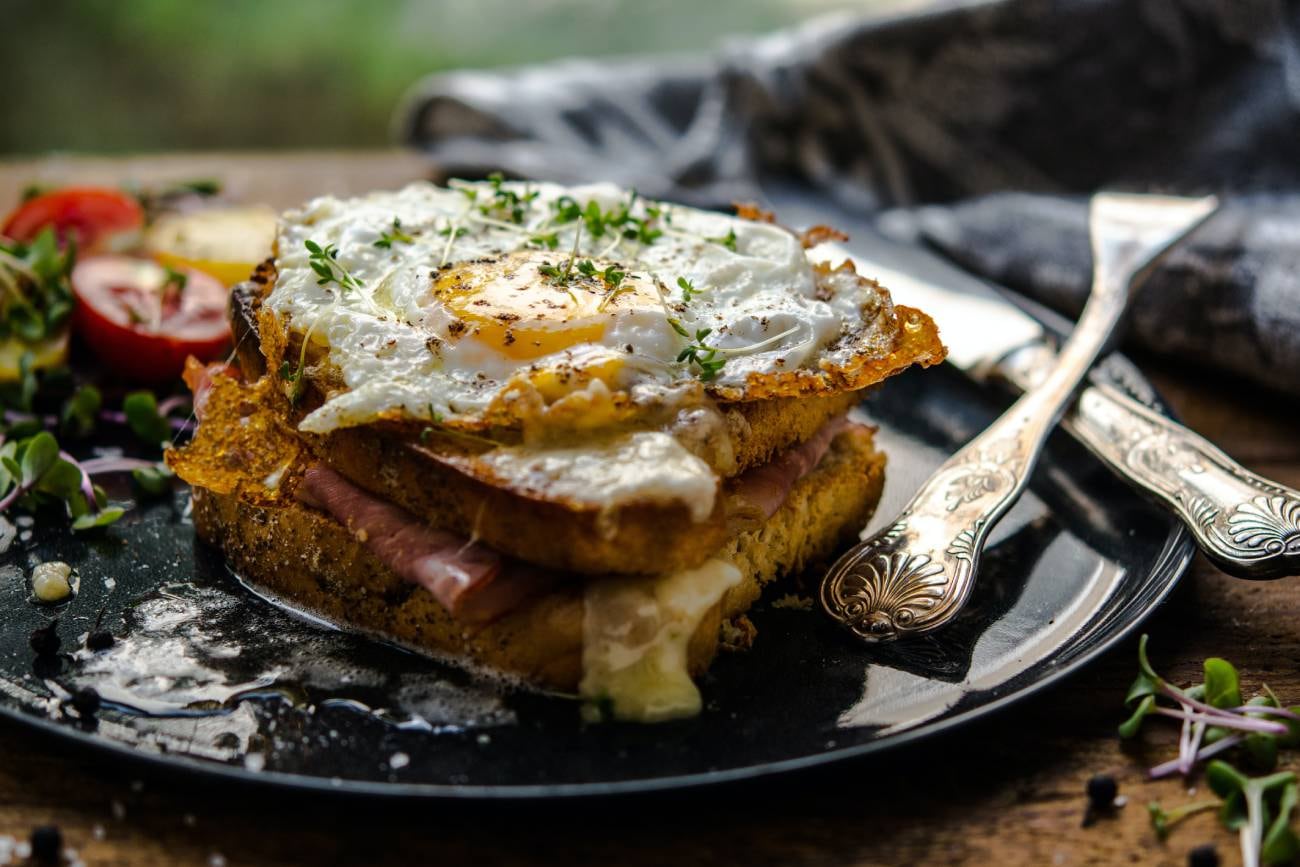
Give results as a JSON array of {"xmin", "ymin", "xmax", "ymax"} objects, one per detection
[
  {"xmin": 478, "ymin": 172, "xmax": 538, "ymax": 224},
  {"xmin": 676, "ymin": 276, "xmax": 707, "ymax": 303},
  {"xmin": 668, "ymin": 318, "xmax": 725, "ymax": 381},
  {"xmin": 373, "ymin": 217, "xmax": 415, "ymax": 249},
  {"xmin": 305, "ymin": 239, "xmax": 363, "ymax": 292},
  {"xmin": 706, "ymin": 228, "xmax": 737, "ymax": 251},
  {"xmin": 0, "ymin": 227, "xmax": 76, "ymax": 345},
  {"xmin": 552, "ymin": 196, "xmax": 582, "ymax": 223}
]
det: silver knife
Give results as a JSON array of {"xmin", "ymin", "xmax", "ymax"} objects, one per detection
[{"xmin": 803, "ymin": 234, "xmax": 1300, "ymax": 581}]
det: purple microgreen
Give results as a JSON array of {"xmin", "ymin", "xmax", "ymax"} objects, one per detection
[
  {"xmin": 1151, "ymin": 707, "xmax": 1289, "ymax": 736},
  {"xmin": 155, "ymin": 394, "xmax": 190, "ymax": 418},
  {"xmin": 0, "ymin": 432, "xmax": 124, "ymax": 531},
  {"xmin": 1150, "ymin": 735, "xmax": 1244, "ymax": 779}
]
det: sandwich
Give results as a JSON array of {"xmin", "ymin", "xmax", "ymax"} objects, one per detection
[{"xmin": 167, "ymin": 179, "xmax": 945, "ymax": 722}]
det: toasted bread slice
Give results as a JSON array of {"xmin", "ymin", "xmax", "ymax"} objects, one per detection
[
  {"xmin": 190, "ymin": 421, "xmax": 883, "ymax": 691},
  {"xmin": 226, "ymin": 258, "xmax": 937, "ymax": 575}
]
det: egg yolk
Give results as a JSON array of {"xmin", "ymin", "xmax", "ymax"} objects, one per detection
[{"xmin": 432, "ymin": 251, "xmax": 660, "ymax": 360}]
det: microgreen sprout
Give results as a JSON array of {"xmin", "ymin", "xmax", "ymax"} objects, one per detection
[
  {"xmin": 538, "ymin": 223, "xmax": 585, "ymax": 287},
  {"xmin": 373, "ymin": 218, "xmax": 415, "ymax": 249},
  {"xmin": 677, "ymin": 276, "xmax": 706, "ymax": 304},
  {"xmin": 418, "ymin": 402, "xmax": 445, "ymax": 444},
  {"xmin": 1121, "ymin": 636, "xmax": 1300, "ymax": 867},
  {"xmin": 582, "ymin": 200, "xmax": 608, "ymax": 238},
  {"xmin": 1120, "ymin": 635, "xmax": 1291, "ymax": 776},
  {"xmin": 706, "ymin": 228, "xmax": 738, "ymax": 251},
  {"xmin": 0, "ymin": 431, "xmax": 124, "ymax": 531},
  {"xmin": 667, "ymin": 318, "xmax": 726, "ymax": 381},
  {"xmin": 122, "ymin": 391, "xmax": 173, "ymax": 446},
  {"xmin": 478, "ymin": 172, "xmax": 537, "ymax": 224},
  {"xmin": 304, "ymin": 239, "xmax": 363, "ymax": 293},
  {"xmin": 1148, "ymin": 799, "xmax": 1219, "ymax": 840},
  {"xmin": 0, "ymin": 227, "xmax": 76, "ymax": 345},
  {"xmin": 552, "ymin": 196, "xmax": 582, "ymax": 223},
  {"xmin": 529, "ymin": 232, "xmax": 559, "ymax": 250},
  {"xmin": 1206, "ymin": 761, "xmax": 1298, "ymax": 867}
]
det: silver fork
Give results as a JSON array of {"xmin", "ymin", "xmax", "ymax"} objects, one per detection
[{"xmin": 819, "ymin": 192, "xmax": 1219, "ymax": 643}]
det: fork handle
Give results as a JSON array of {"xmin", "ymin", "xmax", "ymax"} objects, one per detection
[{"xmin": 1001, "ymin": 343, "xmax": 1300, "ymax": 580}]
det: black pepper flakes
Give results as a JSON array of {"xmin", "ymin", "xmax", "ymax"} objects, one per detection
[
  {"xmin": 29, "ymin": 620, "xmax": 60, "ymax": 657},
  {"xmin": 1086, "ymin": 774, "xmax": 1118, "ymax": 809},
  {"xmin": 30, "ymin": 825, "xmax": 62, "ymax": 863},
  {"xmin": 70, "ymin": 686, "xmax": 101, "ymax": 718},
  {"xmin": 1081, "ymin": 773, "xmax": 1119, "ymax": 827}
]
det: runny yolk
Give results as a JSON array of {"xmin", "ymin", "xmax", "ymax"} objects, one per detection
[{"xmin": 432, "ymin": 250, "xmax": 660, "ymax": 360}]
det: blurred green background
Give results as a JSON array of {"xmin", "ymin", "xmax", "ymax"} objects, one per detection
[{"xmin": 1, "ymin": 0, "xmax": 881, "ymax": 155}]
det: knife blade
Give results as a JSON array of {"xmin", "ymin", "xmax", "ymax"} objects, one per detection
[{"xmin": 770, "ymin": 191, "xmax": 1299, "ymax": 580}]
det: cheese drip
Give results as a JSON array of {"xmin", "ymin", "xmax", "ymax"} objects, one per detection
[
  {"xmin": 580, "ymin": 559, "xmax": 742, "ymax": 722},
  {"xmin": 476, "ymin": 431, "xmax": 718, "ymax": 528}
]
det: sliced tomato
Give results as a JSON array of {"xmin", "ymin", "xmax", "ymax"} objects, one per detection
[
  {"xmin": 71, "ymin": 256, "xmax": 230, "ymax": 381},
  {"xmin": 3, "ymin": 187, "xmax": 145, "ymax": 252}
]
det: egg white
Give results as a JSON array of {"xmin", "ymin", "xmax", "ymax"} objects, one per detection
[{"xmin": 265, "ymin": 180, "xmax": 871, "ymax": 434}]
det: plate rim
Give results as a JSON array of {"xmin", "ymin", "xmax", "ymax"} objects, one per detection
[
  {"xmin": 0, "ymin": 520, "xmax": 1192, "ymax": 801},
  {"xmin": 0, "ymin": 373, "xmax": 1196, "ymax": 800}
]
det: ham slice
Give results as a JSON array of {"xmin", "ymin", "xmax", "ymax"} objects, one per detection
[
  {"xmin": 728, "ymin": 414, "xmax": 857, "ymax": 520},
  {"xmin": 295, "ymin": 415, "xmax": 861, "ymax": 622},
  {"xmin": 182, "ymin": 357, "xmax": 239, "ymax": 420},
  {"xmin": 296, "ymin": 465, "xmax": 548, "ymax": 623}
]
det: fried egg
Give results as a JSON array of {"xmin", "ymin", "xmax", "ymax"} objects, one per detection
[{"xmin": 265, "ymin": 180, "xmax": 894, "ymax": 434}]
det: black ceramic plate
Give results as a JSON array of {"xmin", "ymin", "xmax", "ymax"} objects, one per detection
[{"xmin": 0, "ymin": 238, "xmax": 1193, "ymax": 799}]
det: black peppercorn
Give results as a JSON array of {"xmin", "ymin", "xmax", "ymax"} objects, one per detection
[
  {"xmin": 86, "ymin": 630, "xmax": 115, "ymax": 651},
  {"xmin": 29, "ymin": 620, "xmax": 60, "ymax": 657},
  {"xmin": 1086, "ymin": 773, "xmax": 1118, "ymax": 809},
  {"xmin": 1188, "ymin": 844, "xmax": 1219, "ymax": 867},
  {"xmin": 29, "ymin": 825, "xmax": 61, "ymax": 863},
  {"xmin": 70, "ymin": 686, "xmax": 101, "ymax": 718}
]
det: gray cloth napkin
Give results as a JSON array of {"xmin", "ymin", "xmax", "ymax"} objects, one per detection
[{"xmin": 401, "ymin": 0, "xmax": 1300, "ymax": 395}]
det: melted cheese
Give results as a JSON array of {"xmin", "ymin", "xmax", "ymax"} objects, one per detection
[
  {"xmin": 580, "ymin": 559, "xmax": 742, "ymax": 722},
  {"xmin": 477, "ymin": 431, "xmax": 717, "ymax": 528}
]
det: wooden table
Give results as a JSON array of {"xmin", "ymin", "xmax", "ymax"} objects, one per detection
[{"xmin": 1, "ymin": 152, "xmax": 1296, "ymax": 867}]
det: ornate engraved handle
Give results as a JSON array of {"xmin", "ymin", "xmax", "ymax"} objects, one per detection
[
  {"xmin": 820, "ymin": 193, "xmax": 1219, "ymax": 643},
  {"xmin": 999, "ymin": 343, "xmax": 1300, "ymax": 580}
]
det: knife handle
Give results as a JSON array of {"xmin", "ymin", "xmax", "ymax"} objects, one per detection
[{"xmin": 1001, "ymin": 343, "xmax": 1300, "ymax": 580}]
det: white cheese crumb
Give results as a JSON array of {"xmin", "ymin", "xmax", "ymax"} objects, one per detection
[
  {"xmin": 31, "ymin": 561, "xmax": 75, "ymax": 603},
  {"xmin": 389, "ymin": 751, "xmax": 410, "ymax": 769}
]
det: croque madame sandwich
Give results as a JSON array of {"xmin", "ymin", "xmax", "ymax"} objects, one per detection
[{"xmin": 166, "ymin": 179, "xmax": 944, "ymax": 722}]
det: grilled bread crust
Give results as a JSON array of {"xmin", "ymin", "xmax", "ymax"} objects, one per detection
[{"xmin": 189, "ymin": 425, "xmax": 885, "ymax": 691}]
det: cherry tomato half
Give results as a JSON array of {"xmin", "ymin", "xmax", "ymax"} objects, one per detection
[
  {"xmin": 3, "ymin": 187, "xmax": 145, "ymax": 252},
  {"xmin": 71, "ymin": 256, "xmax": 230, "ymax": 382}
]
